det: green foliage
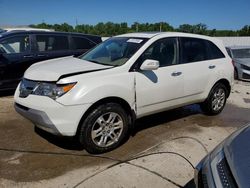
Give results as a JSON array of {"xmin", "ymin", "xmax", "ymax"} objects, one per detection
[
  {"xmin": 29, "ymin": 22, "xmax": 250, "ymax": 37},
  {"xmin": 238, "ymin": 25, "xmax": 250, "ymax": 36}
]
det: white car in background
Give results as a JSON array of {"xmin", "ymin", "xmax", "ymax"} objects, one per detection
[
  {"xmin": 14, "ymin": 32, "xmax": 234, "ymax": 153},
  {"xmin": 226, "ymin": 46, "xmax": 250, "ymax": 81}
]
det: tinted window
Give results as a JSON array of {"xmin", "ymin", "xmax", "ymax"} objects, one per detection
[
  {"xmin": 140, "ymin": 38, "xmax": 178, "ymax": 67},
  {"xmin": 207, "ymin": 41, "xmax": 225, "ymax": 59},
  {"xmin": 0, "ymin": 35, "xmax": 30, "ymax": 54},
  {"xmin": 72, "ymin": 37, "xmax": 95, "ymax": 50},
  {"xmin": 231, "ymin": 48, "xmax": 250, "ymax": 58},
  {"xmin": 36, "ymin": 35, "xmax": 69, "ymax": 52},
  {"xmin": 180, "ymin": 37, "xmax": 208, "ymax": 63}
]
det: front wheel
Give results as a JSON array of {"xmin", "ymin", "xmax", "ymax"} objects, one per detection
[
  {"xmin": 200, "ymin": 83, "xmax": 228, "ymax": 115},
  {"xmin": 78, "ymin": 103, "xmax": 129, "ymax": 154}
]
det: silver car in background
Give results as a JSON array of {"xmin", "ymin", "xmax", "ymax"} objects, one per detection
[
  {"xmin": 226, "ymin": 46, "xmax": 250, "ymax": 81},
  {"xmin": 195, "ymin": 124, "xmax": 250, "ymax": 188}
]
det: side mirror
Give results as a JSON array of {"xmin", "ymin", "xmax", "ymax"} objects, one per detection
[{"xmin": 140, "ymin": 59, "xmax": 159, "ymax": 71}]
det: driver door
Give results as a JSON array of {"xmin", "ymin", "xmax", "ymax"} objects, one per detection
[{"xmin": 134, "ymin": 37, "xmax": 185, "ymax": 117}]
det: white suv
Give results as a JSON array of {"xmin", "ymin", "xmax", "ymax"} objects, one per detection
[{"xmin": 14, "ymin": 32, "xmax": 234, "ymax": 153}]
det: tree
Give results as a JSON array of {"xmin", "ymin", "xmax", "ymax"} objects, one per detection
[
  {"xmin": 193, "ymin": 23, "xmax": 207, "ymax": 34},
  {"xmin": 239, "ymin": 25, "xmax": 250, "ymax": 36},
  {"xmin": 29, "ymin": 21, "xmax": 244, "ymax": 37},
  {"xmin": 178, "ymin": 24, "xmax": 194, "ymax": 33}
]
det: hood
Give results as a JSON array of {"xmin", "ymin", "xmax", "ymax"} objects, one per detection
[
  {"xmin": 24, "ymin": 56, "xmax": 112, "ymax": 81},
  {"xmin": 234, "ymin": 58, "xmax": 250, "ymax": 66},
  {"xmin": 224, "ymin": 125, "xmax": 250, "ymax": 187}
]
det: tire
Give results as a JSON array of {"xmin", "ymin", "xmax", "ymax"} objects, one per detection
[
  {"xmin": 200, "ymin": 83, "xmax": 228, "ymax": 115},
  {"xmin": 78, "ymin": 103, "xmax": 129, "ymax": 154}
]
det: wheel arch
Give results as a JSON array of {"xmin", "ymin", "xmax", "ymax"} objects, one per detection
[
  {"xmin": 76, "ymin": 97, "xmax": 136, "ymax": 137},
  {"xmin": 211, "ymin": 78, "xmax": 231, "ymax": 98}
]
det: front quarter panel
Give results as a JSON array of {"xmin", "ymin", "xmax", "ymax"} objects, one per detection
[{"xmin": 56, "ymin": 71, "xmax": 135, "ymax": 110}]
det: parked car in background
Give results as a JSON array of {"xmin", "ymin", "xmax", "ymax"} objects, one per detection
[
  {"xmin": 226, "ymin": 46, "xmax": 250, "ymax": 81},
  {"xmin": 0, "ymin": 30, "xmax": 102, "ymax": 91},
  {"xmin": 1, "ymin": 27, "xmax": 54, "ymax": 32},
  {"xmin": 195, "ymin": 124, "xmax": 250, "ymax": 188},
  {"xmin": 14, "ymin": 32, "xmax": 233, "ymax": 153}
]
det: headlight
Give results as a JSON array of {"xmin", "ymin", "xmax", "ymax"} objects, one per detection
[{"xmin": 33, "ymin": 82, "xmax": 76, "ymax": 100}]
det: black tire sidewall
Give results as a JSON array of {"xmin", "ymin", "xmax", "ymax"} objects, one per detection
[{"xmin": 79, "ymin": 103, "xmax": 129, "ymax": 154}]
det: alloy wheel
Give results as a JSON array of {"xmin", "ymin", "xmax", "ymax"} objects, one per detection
[
  {"xmin": 211, "ymin": 88, "xmax": 226, "ymax": 111},
  {"xmin": 91, "ymin": 112, "xmax": 124, "ymax": 147}
]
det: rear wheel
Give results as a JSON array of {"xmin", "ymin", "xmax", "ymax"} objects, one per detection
[
  {"xmin": 200, "ymin": 83, "xmax": 228, "ymax": 115},
  {"xmin": 78, "ymin": 103, "xmax": 129, "ymax": 154}
]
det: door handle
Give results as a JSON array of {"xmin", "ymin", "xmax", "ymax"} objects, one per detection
[
  {"xmin": 23, "ymin": 55, "xmax": 33, "ymax": 58},
  {"xmin": 171, "ymin": 71, "xmax": 182, "ymax": 76},
  {"xmin": 209, "ymin": 65, "xmax": 216, "ymax": 69}
]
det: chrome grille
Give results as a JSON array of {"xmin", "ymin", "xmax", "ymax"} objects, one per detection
[{"xmin": 217, "ymin": 158, "xmax": 237, "ymax": 188}]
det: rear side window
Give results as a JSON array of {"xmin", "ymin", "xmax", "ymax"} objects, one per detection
[
  {"xmin": 207, "ymin": 41, "xmax": 225, "ymax": 59},
  {"xmin": 36, "ymin": 35, "xmax": 69, "ymax": 52},
  {"xmin": 180, "ymin": 37, "xmax": 225, "ymax": 64},
  {"xmin": 180, "ymin": 37, "xmax": 208, "ymax": 63},
  {"xmin": 71, "ymin": 36, "xmax": 95, "ymax": 50},
  {"xmin": 0, "ymin": 35, "xmax": 30, "ymax": 54}
]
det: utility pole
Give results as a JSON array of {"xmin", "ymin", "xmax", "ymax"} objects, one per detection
[{"xmin": 75, "ymin": 18, "xmax": 78, "ymax": 32}]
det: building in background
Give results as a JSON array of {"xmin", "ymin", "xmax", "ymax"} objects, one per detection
[{"xmin": 216, "ymin": 37, "xmax": 250, "ymax": 47}]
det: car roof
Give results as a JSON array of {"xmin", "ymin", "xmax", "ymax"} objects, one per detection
[
  {"xmin": 115, "ymin": 32, "xmax": 214, "ymax": 40},
  {"xmin": 0, "ymin": 30, "xmax": 100, "ymax": 38},
  {"xmin": 116, "ymin": 32, "xmax": 162, "ymax": 38}
]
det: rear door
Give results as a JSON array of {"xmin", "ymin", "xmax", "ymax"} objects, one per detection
[
  {"xmin": 0, "ymin": 34, "xmax": 35, "ymax": 90},
  {"xmin": 179, "ymin": 37, "xmax": 225, "ymax": 102},
  {"xmin": 33, "ymin": 34, "xmax": 71, "ymax": 62}
]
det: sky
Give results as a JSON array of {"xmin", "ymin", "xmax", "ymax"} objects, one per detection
[{"xmin": 0, "ymin": 0, "xmax": 249, "ymax": 30}]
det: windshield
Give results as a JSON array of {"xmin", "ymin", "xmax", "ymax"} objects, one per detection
[
  {"xmin": 232, "ymin": 48, "xmax": 250, "ymax": 58},
  {"xmin": 80, "ymin": 37, "xmax": 148, "ymax": 66}
]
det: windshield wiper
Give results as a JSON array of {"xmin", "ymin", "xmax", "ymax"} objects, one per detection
[{"xmin": 87, "ymin": 59, "xmax": 115, "ymax": 67}]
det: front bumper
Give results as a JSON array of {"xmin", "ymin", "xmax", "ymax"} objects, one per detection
[
  {"xmin": 14, "ymin": 84, "xmax": 92, "ymax": 136},
  {"xmin": 194, "ymin": 155, "xmax": 216, "ymax": 188},
  {"xmin": 15, "ymin": 103, "xmax": 61, "ymax": 135},
  {"xmin": 238, "ymin": 68, "xmax": 250, "ymax": 81}
]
